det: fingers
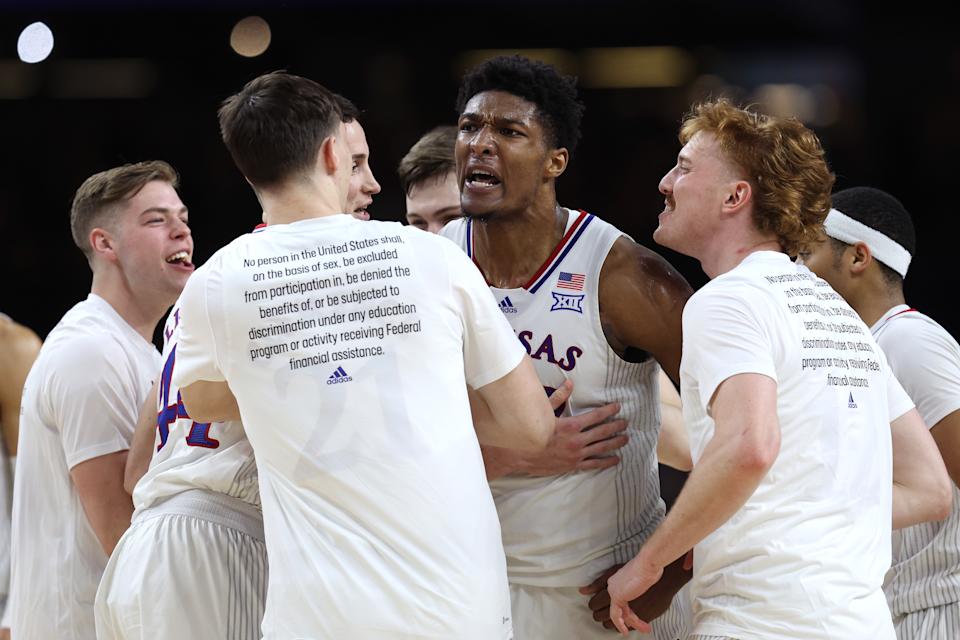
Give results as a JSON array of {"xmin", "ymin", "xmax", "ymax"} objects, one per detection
[
  {"xmin": 624, "ymin": 608, "xmax": 652, "ymax": 634},
  {"xmin": 611, "ymin": 602, "xmax": 630, "ymax": 635},
  {"xmin": 582, "ymin": 418, "xmax": 628, "ymax": 444},
  {"xmin": 547, "ymin": 379, "xmax": 573, "ymax": 411},
  {"xmin": 589, "ymin": 589, "xmax": 611, "ymax": 615},
  {"xmin": 580, "ymin": 431, "xmax": 628, "ymax": 458},
  {"xmin": 579, "ymin": 563, "xmax": 623, "ymax": 595},
  {"xmin": 566, "ymin": 401, "xmax": 621, "ymax": 431}
]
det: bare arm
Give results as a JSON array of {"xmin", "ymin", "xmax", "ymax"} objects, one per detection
[
  {"xmin": 180, "ymin": 380, "xmax": 241, "ymax": 424},
  {"xmin": 891, "ymin": 407, "xmax": 952, "ymax": 529},
  {"xmin": 471, "ymin": 357, "xmax": 553, "ymax": 451},
  {"xmin": 70, "ymin": 450, "xmax": 134, "ymax": 556},
  {"xmin": 598, "ymin": 237, "xmax": 692, "ymax": 383},
  {"xmin": 124, "ymin": 379, "xmax": 158, "ymax": 495},
  {"xmin": 656, "ymin": 370, "xmax": 691, "ymax": 471},
  {"xmin": 930, "ymin": 409, "xmax": 960, "ymax": 491},
  {"xmin": 606, "ymin": 373, "xmax": 780, "ymax": 633},
  {"xmin": 0, "ymin": 320, "xmax": 42, "ymax": 455}
]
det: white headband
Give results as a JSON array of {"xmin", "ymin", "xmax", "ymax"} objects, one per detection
[{"xmin": 823, "ymin": 208, "xmax": 912, "ymax": 277}]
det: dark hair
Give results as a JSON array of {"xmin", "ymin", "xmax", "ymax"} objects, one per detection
[
  {"xmin": 70, "ymin": 160, "xmax": 179, "ymax": 262},
  {"xmin": 218, "ymin": 71, "xmax": 343, "ymax": 187},
  {"xmin": 830, "ymin": 186, "xmax": 915, "ymax": 285},
  {"xmin": 456, "ymin": 55, "xmax": 584, "ymax": 155},
  {"xmin": 333, "ymin": 92, "xmax": 360, "ymax": 123},
  {"xmin": 680, "ymin": 99, "xmax": 835, "ymax": 256},
  {"xmin": 397, "ymin": 125, "xmax": 457, "ymax": 196}
]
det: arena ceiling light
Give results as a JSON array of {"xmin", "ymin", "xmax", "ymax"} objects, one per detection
[
  {"xmin": 230, "ymin": 16, "xmax": 271, "ymax": 58},
  {"xmin": 17, "ymin": 21, "xmax": 54, "ymax": 64}
]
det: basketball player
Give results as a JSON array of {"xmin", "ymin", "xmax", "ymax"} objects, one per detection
[
  {"xmin": 606, "ymin": 100, "xmax": 951, "ymax": 639},
  {"xmin": 0, "ymin": 315, "xmax": 41, "ymax": 639},
  {"xmin": 441, "ymin": 55, "xmax": 693, "ymax": 638},
  {"xmin": 9, "ymin": 161, "xmax": 192, "ymax": 639},
  {"xmin": 173, "ymin": 71, "xmax": 554, "ymax": 639},
  {"xmin": 336, "ymin": 94, "xmax": 381, "ymax": 221},
  {"xmin": 95, "ymin": 295, "xmax": 265, "ymax": 639},
  {"xmin": 400, "ymin": 123, "xmax": 691, "ymax": 476},
  {"xmin": 797, "ymin": 186, "xmax": 960, "ymax": 639}
]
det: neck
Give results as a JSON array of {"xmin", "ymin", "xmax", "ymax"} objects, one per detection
[
  {"xmin": 90, "ymin": 270, "xmax": 170, "ymax": 343},
  {"xmin": 849, "ymin": 279, "xmax": 906, "ymax": 328},
  {"xmin": 258, "ymin": 177, "xmax": 343, "ymax": 226},
  {"xmin": 469, "ymin": 197, "xmax": 566, "ymax": 289},
  {"xmin": 699, "ymin": 226, "xmax": 782, "ymax": 278}
]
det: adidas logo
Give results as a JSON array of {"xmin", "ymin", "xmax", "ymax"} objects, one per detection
[
  {"xmin": 326, "ymin": 366, "xmax": 353, "ymax": 385},
  {"xmin": 848, "ymin": 392, "xmax": 857, "ymax": 409},
  {"xmin": 499, "ymin": 296, "xmax": 518, "ymax": 313}
]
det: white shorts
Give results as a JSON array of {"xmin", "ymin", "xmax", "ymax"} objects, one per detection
[
  {"xmin": 95, "ymin": 490, "xmax": 267, "ymax": 640},
  {"xmin": 510, "ymin": 582, "xmax": 690, "ymax": 640},
  {"xmin": 894, "ymin": 602, "xmax": 960, "ymax": 640}
]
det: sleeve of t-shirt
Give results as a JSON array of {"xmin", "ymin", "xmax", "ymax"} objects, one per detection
[
  {"xmin": 172, "ymin": 261, "xmax": 226, "ymax": 389},
  {"xmin": 47, "ymin": 335, "xmax": 141, "ymax": 469},
  {"xmin": 881, "ymin": 320, "xmax": 960, "ymax": 428},
  {"xmin": 885, "ymin": 366, "xmax": 916, "ymax": 423},
  {"xmin": 682, "ymin": 281, "xmax": 778, "ymax": 415},
  {"xmin": 443, "ymin": 242, "xmax": 525, "ymax": 389}
]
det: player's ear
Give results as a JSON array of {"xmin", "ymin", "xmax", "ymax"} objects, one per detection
[
  {"xmin": 544, "ymin": 148, "xmax": 568, "ymax": 179},
  {"xmin": 319, "ymin": 135, "xmax": 339, "ymax": 175},
  {"xmin": 849, "ymin": 241, "xmax": 872, "ymax": 274},
  {"xmin": 90, "ymin": 227, "xmax": 117, "ymax": 263},
  {"xmin": 722, "ymin": 180, "xmax": 752, "ymax": 215}
]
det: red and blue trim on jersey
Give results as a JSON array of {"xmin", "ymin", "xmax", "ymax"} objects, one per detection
[{"xmin": 466, "ymin": 209, "xmax": 594, "ymax": 293}]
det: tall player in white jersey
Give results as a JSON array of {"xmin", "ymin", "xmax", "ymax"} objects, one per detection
[
  {"xmin": 442, "ymin": 55, "xmax": 694, "ymax": 639},
  {"xmin": 799, "ymin": 186, "xmax": 960, "ymax": 639},
  {"xmin": 174, "ymin": 71, "xmax": 555, "ymax": 639},
  {"xmin": 9, "ymin": 161, "xmax": 193, "ymax": 640},
  {"xmin": 97, "ymin": 93, "xmax": 387, "ymax": 640},
  {"xmin": 607, "ymin": 100, "xmax": 951, "ymax": 639}
]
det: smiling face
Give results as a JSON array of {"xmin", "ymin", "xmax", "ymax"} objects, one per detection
[
  {"xmin": 456, "ymin": 90, "xmax": 556, "ymax": 220},
  {"xmin": 107, "ymin": 180, "xmax": 194, "ymax": 303},
  {"xmin": 344, "ymin": 120, "xmax": 381, "ymax": 220},
  {"xmin": 654, "ymin": 131, "xmax": 740, "ymax": 258},
  {"xmin": 405, "ymin": 170, "xmax": 462, "ymax": 233}
]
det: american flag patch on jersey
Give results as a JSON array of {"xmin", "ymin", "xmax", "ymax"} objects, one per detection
[{"xmin": 556, "ymin": 271, "xmax": 585, "ymax": 291}]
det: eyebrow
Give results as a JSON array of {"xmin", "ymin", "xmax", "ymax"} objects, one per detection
[
  {"xmin": 678, "ymin": 153, "xmax": 691, "ymax": 164},
  {"xmin": 140, "ymin": 206, "xmax": 188, "ymax": 216},
  {"xmin": 460, "ymin": 112, "xmax": 529, "ymax": 128}
]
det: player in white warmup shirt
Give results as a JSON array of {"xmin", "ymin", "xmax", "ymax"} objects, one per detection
[
  {"xmin": 443, "ymin": 55, "xmax": 695, "ymax": 639},
  {"xmin": 607, "ymin": 100, "xmax": 952, "ymax": 639},
  {"xmin": 173, "ymin": 71, "xmax": 554, "ymax": 640},
  {"xmin": 0, "ymin": 314, "xmax": 41, "ymax": 639},
  {"xmin": 798, "ymin": 186, "xmax": 960, "ymax": 639},
  {"xmin": 96, "ymin": 91, "xmax": 388, "ymax": 640},
  {"xmin": 9, "ymin": 161, "xmax": 193, "ymax": 639}
]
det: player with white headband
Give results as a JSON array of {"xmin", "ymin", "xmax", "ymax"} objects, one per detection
[{"xmin": 799, "ymin": 186, "xmax": 960, "ymax": 639}]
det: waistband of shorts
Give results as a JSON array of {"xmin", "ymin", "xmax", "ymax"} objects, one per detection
[{"xmin": 133, "ymin": 489, "xmax": 264, "ymax": 541}]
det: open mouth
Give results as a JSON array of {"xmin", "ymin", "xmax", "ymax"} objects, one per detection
[
  {"xmin": 352, "ymin": 207, "xmax": 371, "ymax": 221},
  {"xmin": 165, "ymin": 250, "xmax": 194, "ymax": 269},
  {"xmin": 465, "ymin": 171, "xmax": 501, "ymax": 188}
]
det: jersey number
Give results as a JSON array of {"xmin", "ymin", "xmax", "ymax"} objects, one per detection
[{"xmin": 156, "ymin": 345, "xmax": 220, "ymax": 451}]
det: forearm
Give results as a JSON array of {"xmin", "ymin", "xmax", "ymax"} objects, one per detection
[
  {"xmin": 635, "ymin": 435, "xmax": 770, "ymax": 569},
  {"xmin": 481, "ymin": 445, "xmax": 529, "ymax": 480}
]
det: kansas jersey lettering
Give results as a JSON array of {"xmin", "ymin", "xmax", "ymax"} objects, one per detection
[{"xmin": 442, "ymin": 209, "xmax": 665, "ymax": 587}]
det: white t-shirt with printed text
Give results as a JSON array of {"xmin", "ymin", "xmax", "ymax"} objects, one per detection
[
  {"xmin": 173, "ymin": 215, "xmax": 522, "ymax": 640},
  {"xmin": 9, "ymin": 294, "xmax": 160, "ymax": 640},
  {"xmin": 681, "ymin": 251, "xmax": 913, "ymax": 640}
]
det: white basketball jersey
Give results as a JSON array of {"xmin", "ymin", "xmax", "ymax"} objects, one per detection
[
  {"xmin": 442, "ymin": 209, "xmax": 665, "ymax": 587},
  {"xmin": 132, "ymin": 303, "xmax": 260, "ymax": 514}
]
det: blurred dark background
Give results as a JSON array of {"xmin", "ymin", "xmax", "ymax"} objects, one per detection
[{"xmin": 2, "ymin": 0, "xmax": 957, "ymax": 342}]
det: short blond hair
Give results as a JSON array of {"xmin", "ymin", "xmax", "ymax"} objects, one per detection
[
  {"xmin": 680, "ymin": 99, "xmax": 834, "ymax": 256},
  {"xmin": 70, "ymin": 160, "xmax": 179, "ymax": 262}
]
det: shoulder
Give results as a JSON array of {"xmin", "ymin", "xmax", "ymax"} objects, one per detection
[
  {"xmin": 0, "ymin": 316, "xmax": 42, "ymax": 361},
  {"xmin": 600, "ymin": 235, "xmax": 692, "ymax": 301}
]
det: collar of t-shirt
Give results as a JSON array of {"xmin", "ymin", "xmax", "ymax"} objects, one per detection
[
  {"xmin": 86, "ymin": 292, "xmax": 158, "ymax": 355},
  {"xmin": 870, "ymin": 303, "xmax": 912, "ymax": 335},
  {"xmin": 257, "ymin": 214, "xmax": 357, "ymax": 234}
]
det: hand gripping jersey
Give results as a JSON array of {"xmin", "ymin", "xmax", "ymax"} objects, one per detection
[
  {"xmin": 132, "ymin": 303, "xmax": 259, "ymax": 514},
  {"xmin": 442, "ymin": 209, "xmax": 666, "ymax": 587}
]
